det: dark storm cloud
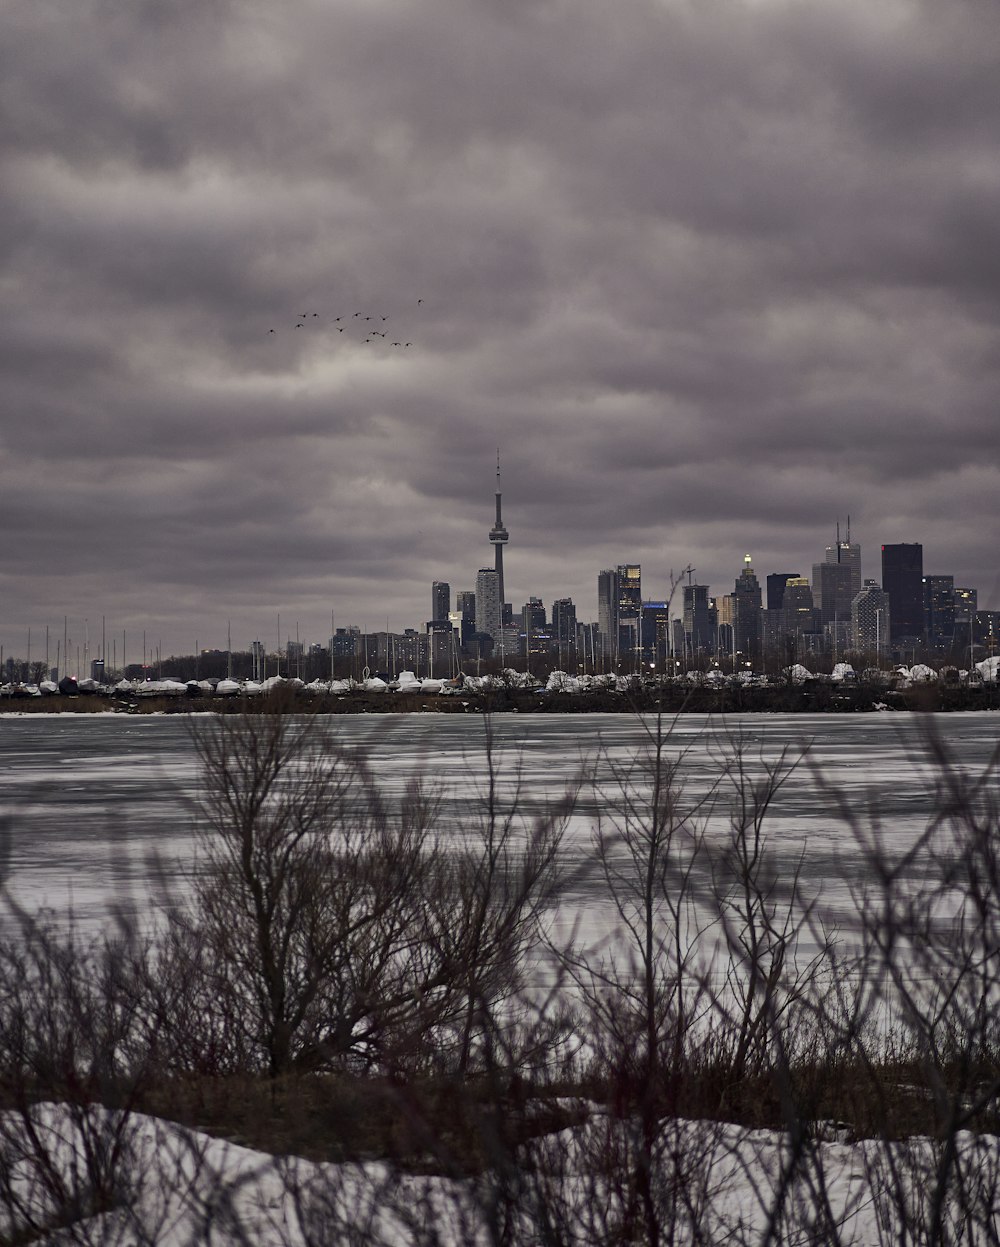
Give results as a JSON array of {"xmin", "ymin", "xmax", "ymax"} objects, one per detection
[{"xmin": 2, "ymin": 0, "xmax": 999, "ymax": 658}]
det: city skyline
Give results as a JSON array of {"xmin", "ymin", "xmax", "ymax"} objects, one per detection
[
  {"xmin": 2, "ymin": 515, "xmax": 990, "ymax": 671},
  {"xmin": 3, "ymin": 0, "xmax": 1000, "ymax": 659}
]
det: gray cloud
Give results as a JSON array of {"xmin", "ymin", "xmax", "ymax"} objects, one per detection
[{"xmin": 2, "ymin": 0, "xmax": 999, "ymax": 658}]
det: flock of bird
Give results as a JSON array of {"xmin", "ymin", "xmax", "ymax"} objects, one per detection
[{"xmin": 268, "ymin": 299, "xmax": 423, "ymax": 348}]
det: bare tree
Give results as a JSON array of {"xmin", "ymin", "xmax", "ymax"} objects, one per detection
[{"xmin": 172, "ymin": 712, "xmax": 570, "ymax": 1082}]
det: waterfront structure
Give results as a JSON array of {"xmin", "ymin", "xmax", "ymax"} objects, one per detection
[
  {"xmin": 882, "ymin": 543, "xmax": 924, "ymax": 645},
  {"xmin": 489, "ymin": 453, "xmax": 510, "ymax": 612}
]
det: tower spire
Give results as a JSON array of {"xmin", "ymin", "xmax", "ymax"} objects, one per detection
[{"xmin": 489, "ymin": 449, "xmax": 509, "ymax": 611}]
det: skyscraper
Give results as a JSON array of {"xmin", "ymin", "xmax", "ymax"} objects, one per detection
[
  {"xmin": 682, "ymin": 583, "xmax": 712, "ymax": 655},
  {"xmin": 521, "ymin": 597, "xmax": 546, "ymax": 633},
  {"xmin": 431, "ymin": 580, "xmax": 450, "ymax": 623},
  {"xmin": 766, "ymin": 573, "xmax": 801, "ymax": 613},
  {"xmin": 825, "ymin": 520, "xmax": 862, "ymax": 598},
  {"xmin": 475, "ymin": 568, "xmax": 501, "ymax": 645},
  {"xmin": 616, "ymin": 564, "xmax": 642, "ymax": 664},
  {"xmin": 881, "ymin": 543, "xmax": 924, "ymax": 644},
  {"xmin": 597, "ymin": 569, "xmax": 616, "ymax": 657},
  {"xmin": 551, "ymin": 598, "xmax": 577, "ymax": 664},
  {"xmin": 489, "ymin": 451, "xmax": 509, "ymax": 611},
  {"xmin": 732, "ymin": 555, "xmax": 762, "ymax": 666},
  {"xmin": 923, "ymin": 575, "xmax": 955, "ymax": 651},
  {"xmin": 852, "ymin": 580, "xmax": 890, "ymax": 655},
  {"xmin": 812, "ymin": 561, "xmax": 855, "ymax": 627}
]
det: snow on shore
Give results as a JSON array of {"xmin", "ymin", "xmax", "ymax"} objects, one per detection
[{"xmin": 6, "ymin": 1102, "xmax": 1000, "ymax": 1244}]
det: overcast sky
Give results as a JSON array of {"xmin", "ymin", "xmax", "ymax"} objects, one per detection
[{"xmin": 3, "ymin": 0, "xmax": 999, "ymax": 662}]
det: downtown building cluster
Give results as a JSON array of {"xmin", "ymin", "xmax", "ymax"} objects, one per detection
[
  {"xmin": 4, "ymin": 474, "xmax": 998, "ymax": 685},
  {"xmin": 321, "ymin": 476, "xmax": 997, "ymax": 680}
]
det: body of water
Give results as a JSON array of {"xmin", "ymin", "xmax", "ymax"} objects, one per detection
[{"xmin": 0, "ymin": 711, "xmax": 997, "ymax": 943}]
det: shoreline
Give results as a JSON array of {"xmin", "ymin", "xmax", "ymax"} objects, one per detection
[{"xmin": 2, "ymin": 683, "xmax": 998, "ymax": 715}]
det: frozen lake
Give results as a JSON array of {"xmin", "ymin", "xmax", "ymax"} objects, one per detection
[{"xmin": 0, "ymin": 711, "xmax": 997, "ymax": 943}]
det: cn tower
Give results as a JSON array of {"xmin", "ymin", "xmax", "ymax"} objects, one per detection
[{"xmin": 489, "ymin": 449, "xmax": 509, "ymax": 609}]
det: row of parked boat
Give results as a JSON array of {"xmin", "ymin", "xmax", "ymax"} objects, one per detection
[{"xmin": 3, "ymin": 658, "xmax": 998, "ymax": 700}]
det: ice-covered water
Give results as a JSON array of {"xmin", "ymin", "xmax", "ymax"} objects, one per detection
[{"xmin": 0, "ymin": 711, "xmax": 996, "ymax": 939}]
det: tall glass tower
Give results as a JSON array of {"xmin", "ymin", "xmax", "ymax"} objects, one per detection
[{"xmin": 881, "ymin": 543, "xmax": 924, "ymax": 644}]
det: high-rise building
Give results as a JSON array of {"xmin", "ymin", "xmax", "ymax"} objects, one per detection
[
  {"xmin": 762, "ymin": 577, "xmax": 819, "ymax": 662},
  {"xmin": 488, "ymin": 452, "xmax": 509, "ymax": 612},
  {"xmin": 455, "ymin": 590, "xmax": 477, "ymax": 652},
  {"xmin": 881, "ymin": 543, "xmax": 924, "ymax": 644},
  {"xmin": 785, "ymin": 578, "xmax": 819, "ymax": 640},
  {"xmin": 431, "ymin": 581, "xmax": 450, "ymax": 623},
  {"xmin": 852, "ymin": 580, "xmax": 890, "ymax": 655},
  {"xmin": 732, "ymin": 555, "xmax": 762, "ymax": 666},
  {"xmin": 717, "ymin": 594, "xmax": 735, "ymax": 657},
  {"xmin": 616, "ymin": 564, "xmax": 642, "ymax": 664},
  {"xmin": 641, "ymin": 601, "xmax": 671, "ymax": 662},
  {"xmin": 972, "ymin": 611, "xmax": 1000, "ymax": 654},
  {"xmin": 551, "ymin": 599, "xmax": 577, "ymax": 664},
  {"xmin": 923, "ymin": 575, "xmax": 955, "ymax": 651},
  {"xmin": 597, "ymin": 569, "xmax": 616, "ymax": 657},
  {"xmin": 766, "ymin": 573, "xmax": 801, "ymax": 613},
  {"xmin": 825, "ymin": 521, "xmax": 862, "ymax": 598},
  {"xmin": 954, "ymin": 586, "xmax": 978, "ymax": 624},
  {"xmin": 522, "ymin": 597, "xmax": 546, "ymax": 633},
  {"xmin": 330, "ymin": 627, "xmax": 360, "ymax": 659},
  {"xmin": 812, "ymin": 561, "xmax": 855, "ymax": 628},
  {"xmin": 425, "ymin": 618, "xmax": 454, "ymax": 676},
  {"xmin": 475, "ymin": 567, "xmax": 502, "ymax": 644},
  {"xmin": 682, "ymin": 584, "xmax": 713, "ymax": 655}
]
